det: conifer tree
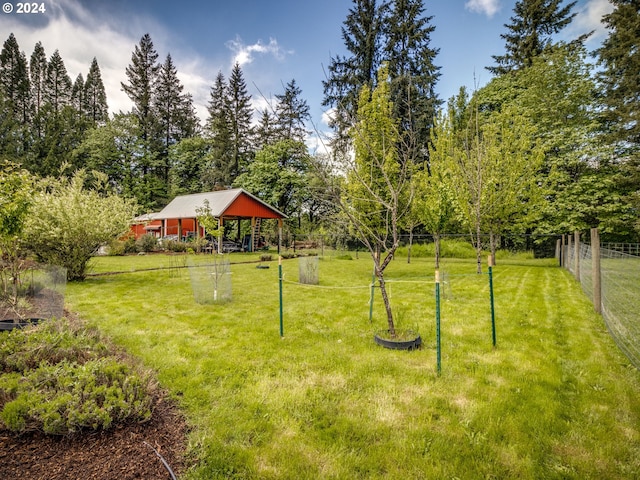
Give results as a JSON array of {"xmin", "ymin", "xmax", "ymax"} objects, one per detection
[
  {"xmin": 83, "ymin": 57, "xmax": 108, "ymax": 123},
  {"xmin": 488, "ymin": 0, "xmax": 581, "ymax": 75},
  {"xmin": 596, "ymin": 0, "xmax": 640, "ymax": 237},
  {"xmin": 121, "ymin": 33, "xmax": 159, "ymax": 142},
  {"xmin": 71, "ymin": 74, "xmax": 84, "ymax": 115},
  {"xmin": 29, "ymin": 41, "xmax": 47, "ymax": 117},
  {"xmin": 44, "ymin": 50, "xmax": 72, "ymax": 114},
  {"xmin": 385, "ymin": 0, "xmax": 440, "ymax": 164},
  {"xmin": 597, "ymin": 0, "xmax": 640, "ymax": 150},
  {"xmin": 274, "ymin": 79, "xmax": 310, "ymax": 144},
  {"xmin": 226, "ymin": 62, "xmax": 254, "ymax": 179},
  {"xmin": 0, "ymin": 33, "xmax": 31, "ymax": 124},
  {"xmin": 322, "ymin": 0, "xmax": 382, "ymax": 150},
  {"xmin": 205, "ymin": 71, "xmax": 233, "ymax": 188},
  {"xmin": 254, "ymin": 108, "xmax": 278, "ymax": 150}
]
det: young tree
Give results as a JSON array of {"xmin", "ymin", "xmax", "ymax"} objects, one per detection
[
  {"xmin": 0, "ymin": 161, "xmax": 33, "ymax": 304},
  {"xmin": 447, "ymin": 92, "xmax": 543, "ymax": 272},
  {"xmin": 488, "ymin": 0, "xmax": 581, "ymax": 75},
  {"xmin": 340, "ymin": 65, "xmax": 411, "ymax": 336},
  {"xmin": 24, "ymin": 170, "xmax": 137, "ymax": 281},
  {"xmin": 418, "ymin": 110, "xmax": 457, "ymax": 268}
]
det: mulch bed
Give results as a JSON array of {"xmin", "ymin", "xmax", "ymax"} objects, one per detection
[{"xmin": 0, "ymin": 394, "xmax": 188, "ymax": 480}]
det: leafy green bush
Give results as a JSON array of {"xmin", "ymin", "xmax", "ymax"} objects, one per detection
[
  {"xmin": 0, "ymin": 318, "xmax": 155, "ymax": 435},
  {"xmin": 164, "ymin": 240, "xmax": 187, "ymax": 253},
  {"xmin": 260, "ymin": 254, "xmax": 272, "ymax": 262},
  {"xmin": 136, "ymin": 234, "xmax": 158, "ymax": 253}
]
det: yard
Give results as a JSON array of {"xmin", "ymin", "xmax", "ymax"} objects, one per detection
[{"xmin": 63, "ymin": 252, "xmax": 640, "ymax": 479}]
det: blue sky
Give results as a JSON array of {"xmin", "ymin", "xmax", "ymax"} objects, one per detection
[{"xmin": 0, "ymin": 0, "xmax": 612, "ymax": 148}]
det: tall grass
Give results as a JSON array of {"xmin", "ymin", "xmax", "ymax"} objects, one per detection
[{"xmin": 66, "ymin": 254, "xmax": 640, "ymax": 479}]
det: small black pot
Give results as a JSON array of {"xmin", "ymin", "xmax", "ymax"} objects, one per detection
[
  {"xmin": 374, "ymin": 329, "xmax": 422, "ymax": 350},
  {"xmin": 0, "ymin": 318, "xmax": 44, "ymax": 331}
]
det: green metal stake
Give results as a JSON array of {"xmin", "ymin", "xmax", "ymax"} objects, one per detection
[
  {"xmin": 369, "ymin": 267, "xmax": 376, "ymax": 324},
  {"xmin": 435, "ymin": 269, "xmax": 441, "ymax": 376},
  {"xmin": 279, "ymin": 256, "xmax": 284, "ymax": 338},
  {"xmin": 488, "ymin": 256, "xmax": 496, "ymax": 348}
]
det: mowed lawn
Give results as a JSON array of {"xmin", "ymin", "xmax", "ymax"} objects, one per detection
[{"xmin": 65, "ymin": 253, "xmax": 640, "ymax": 479}]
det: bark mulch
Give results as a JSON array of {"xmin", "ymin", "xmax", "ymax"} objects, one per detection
[{"xmin": 0, "ymin": 394, "xmax": 189, "ymax": 480}]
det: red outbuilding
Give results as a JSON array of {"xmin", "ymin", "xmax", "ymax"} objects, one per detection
[{"xmin": 130, "ymin": 189, "xmax": 286, "ymax": 253}]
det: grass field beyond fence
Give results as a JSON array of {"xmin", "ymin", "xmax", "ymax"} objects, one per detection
[{"xmin": 65, "ymin": 253, "xmax": 640, "ymax": 479}]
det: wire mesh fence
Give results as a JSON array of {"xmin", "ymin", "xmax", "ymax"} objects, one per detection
[
  {"xmin": 0, "ymin": 264, "xmax": 67, "ymax": 320},
  {"xmin": 187, "ymin": 255, "xmax": 232, "ymax": 304},
  {"xmin": 298, "ymin": 255, "xmax": 319, "ymax": 285},
  {"xmin": 563, "ymin": 232, "xmax": 640, "ymax": 369}
]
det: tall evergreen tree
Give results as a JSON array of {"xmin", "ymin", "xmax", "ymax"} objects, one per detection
[
  {"xmin": 488, "ymin": 0, "xmax": 581, "ymax": 75},
  {"xmin": 274, "ymin": 79, "xmax": 310, "ymax": 144},
  {"xmin": 71, "ymin": 74, "xmax": 84, "ymax": 115},
  {"xmin": 154, "ymin": 54, "xmax": 199, "ymax": 191},
  {"xmin": 205, "ymin": 71, "xmax": 233, "ymax": 188},
  {"xmin": 225, "ymin": 62, "xmax": 254, "ymax": 180},
  {"xmin": 44, "ymin": 50, "xmax": 72, "ymax": 114},
  {"xmin": 322, "ymin": 0, "xmax": 382, "ymax": 149},
  {"xmin": 121, "ymin": 33, "xmax": 159, "ymax": 142},
  {"xmin": 384, "ymin": 0, "xmax": 440, "ymax": 164},
  {"xmin": 597, "ymin": 0, "xmax": 640, "ymax": 151},
  {"xmin": 83, "ymin": 57, "xmax": 108, "ymax": 123},
  {"xmin": 0, "ymin": 33, "xmax": 31, "ymax": 124},
  {"xmin": 596, "ymin": 0, "xmax": 640, "ymax": 237},
  {"xmin": 29, "ymin": 41, "xmax": 47, "ymax": 118},
  {"xmin": 254, "ymin": 108, "xmax": 279, "ymax": 149}
]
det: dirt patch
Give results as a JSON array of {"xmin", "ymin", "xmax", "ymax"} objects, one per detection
[{"xmin": 0, "ymin": 394, "xmax": 188, "ymax": 480}]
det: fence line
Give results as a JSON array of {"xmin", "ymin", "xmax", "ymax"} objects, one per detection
[{"xmin": 559, "ymin": 229, "xmax": 640, "ymax": 369}]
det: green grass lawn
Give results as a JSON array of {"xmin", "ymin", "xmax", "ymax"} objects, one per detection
[{"xmin": 65, "ymin": 253, "xmax": 640, "ymax": 479}]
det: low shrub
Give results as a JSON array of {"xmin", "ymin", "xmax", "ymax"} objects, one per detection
[
  {"xmin": 0, "ymin": 318, "xmax": 155, "ymax": 435},
  {"xmin": 164, "ymin": 240, "xmax": 187, "ymax": 253},
  {"xmin": 136, "ymin": 234, "xmax": 158, "ymax": 253},
  {"xmin": 0, "ymin": 318, "xmax": 108, "ymax": 373},
  {"xmin": 260, "ymin": 254, "xmax": 272, "ymax": 262},
  {"xmin": 0, "ymin": 358, "xmax": 152, "ymax": 434}
]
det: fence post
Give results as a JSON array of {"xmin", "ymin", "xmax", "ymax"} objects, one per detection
[
  {"xmin": 591, "ymin": 228, "xmax": 602, "ymax": 314},
  {"xmin": 574, "ymin": 230, "xmax": 581, "ymax": 281},
  {"xmin": 567, "ymin": 234, "xmax": 573, "ymax": 273}
]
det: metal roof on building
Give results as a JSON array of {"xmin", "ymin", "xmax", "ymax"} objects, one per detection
[{"xmin": 155, "ymin": 188, "xmax": 286, "ymax": 220}]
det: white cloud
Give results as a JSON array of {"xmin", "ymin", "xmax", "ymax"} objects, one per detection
[
  {"xmin": 465, "ymin": 0, "xmax": 500, "ymax": 18},
  {"xmin": 570, "ymin": 0, "xmax": 615, "ymax": 44},
  {"xmin": 225, "ymin": 36, "xmax": 291, "ymax": 67}
]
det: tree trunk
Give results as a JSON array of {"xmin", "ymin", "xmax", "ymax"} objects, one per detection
[
  {"xmin": 434, "ymin": 233, "xmax": 441, "ymax": 269},
  {"xmin": 407, "ymin": 228, "xmax": 413, "ymax": 264},
  {"xmin": 377, "ymin": 271, "xmax": 395, "ymax": 336},
  {"xmin": 489, "ymin": 231, "xmax": 497, "ymax": 267},
  {"xmin": 475, "ymin": 223, "xmax": 482, "ymax": 274}
]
